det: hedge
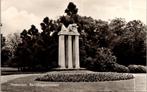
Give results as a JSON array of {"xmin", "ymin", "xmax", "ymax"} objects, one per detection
[{"xmin": 36, "ymin": 72, "xmax": 134, "ymax": 82}]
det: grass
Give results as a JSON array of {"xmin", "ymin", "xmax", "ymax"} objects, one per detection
[{"xmin": 1, "ymin": 71, "xmax": 146, "ymax": 92}]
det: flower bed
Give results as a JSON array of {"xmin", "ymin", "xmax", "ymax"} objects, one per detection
[{"xmin": 36, "ymin": 72, "xmax": 134, "ymax": 82}]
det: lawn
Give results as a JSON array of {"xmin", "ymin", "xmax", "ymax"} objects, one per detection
[
  {"xmin": 1, "ymin": 71, "xmax": 146, "ymax": 92},
  {"xmin": 1, "ymin": 67, "xmax": 46, "ymax": 75}
]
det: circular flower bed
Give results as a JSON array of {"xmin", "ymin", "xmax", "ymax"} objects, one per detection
[{"xmin": 36, "ymin": 71, "xmax": 134, "ymax": 82}]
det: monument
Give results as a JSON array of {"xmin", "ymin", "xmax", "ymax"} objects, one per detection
[{"xmin": 58, "ymin": 24, "xmax": 80, "ymax": 69}]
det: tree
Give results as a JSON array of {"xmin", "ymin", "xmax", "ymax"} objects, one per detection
[
  {"xmin": 13, "ymin": 25, "xmax": 39, "ymax": 70},
  {"xmin": 60, "ymin": 2, "xmax": 80, "ymax": 27},
  {"xmin": 109, "ymin": 18, "xmax": 126, "ymax": 36},
  {"xmin": 107, "ymin": 18, "xmax": 126, "ymax": 49},
  {"xmin": 11, "ymin": 2, "xmax": 147, "ymax": 71},
  {"xmin": 13, "ymin": 19, "xmax": 60, "ymax": 71},
  {"xmin": 6, "ymin": 33, "xmax": 22, "ymax": 56},
  {"xmin": 1, "ymin": 47, "xmax": 12, "ymax": 66},
  {"xmin": 65, "ymin": 2, "xmax": 78, "ymax": 16},
  {"xmin": 1, "ymin": 34, "xmax": 12, "ymax": 66},
  {"xmin": 112, "ymin": 20, "xmax": 146, "ymax": 65},
  {"xmin": 1, "ymin": 34, "xmax": 6, "ymax": 48}
]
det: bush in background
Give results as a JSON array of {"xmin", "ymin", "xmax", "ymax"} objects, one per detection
[
  {"xmin": 84, "ymin": 48, "xmax": 131, "ymax": 73},
  {"xmin": 84, "ymin": 48, "xmax": 117, "ymax": 72},
  {"xmin": 111, "ymin": 63, "xmax": 130, "ymax": 73},
  {"xmin": 128, "ymin": 65, "xmax": 147, "ymax": 73}
]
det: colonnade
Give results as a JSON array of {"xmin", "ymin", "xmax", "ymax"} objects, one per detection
[{"xmin": 58, "ymin": 24, "xmax": 80, "ymax": 69}]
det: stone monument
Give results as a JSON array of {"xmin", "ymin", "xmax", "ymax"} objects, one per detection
[{"xmin": 58, "ymin": 24, "xmax": 80, "ymax": 69}]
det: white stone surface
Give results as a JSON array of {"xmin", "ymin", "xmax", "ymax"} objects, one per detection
[
  {"xmin": 58, "ymin": 35, "xmax": 65, "ymax": 69},
  {"xmin": 75, "ymin": 36, "xmax": 80, "ymax": 68},
  {"xmin": 58, "ymin": 24, "xmax": 80, "ymax": 69},
  {"xmin": 67, "ymin": 36, "xmax": 73, "ymax": 68}
]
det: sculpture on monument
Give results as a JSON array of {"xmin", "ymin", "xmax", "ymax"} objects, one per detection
[{"xmin": 58, "ymin": 23, "xmax": 80, "ymax": 69}]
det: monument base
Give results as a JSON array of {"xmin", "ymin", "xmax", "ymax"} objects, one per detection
[{"xmin": 50, "ymin": 68, "xmax": 86, "ymax": 71}]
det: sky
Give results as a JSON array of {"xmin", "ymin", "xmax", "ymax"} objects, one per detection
[{"xmin": 1, "ymin": 0, "xmax": 146, "ymax": 36}]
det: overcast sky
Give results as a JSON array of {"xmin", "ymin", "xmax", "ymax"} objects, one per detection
[{"xmin": 1, "ymin": 0, "xmax": 146, "ymax": 36}]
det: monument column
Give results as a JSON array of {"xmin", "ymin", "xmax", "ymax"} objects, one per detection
[
  {"xmin": 74, "ymin": 35, "xmax": 80, "ymax": 68},
  {"xmin": 67, "ymin": 35, "xmax": 73, "ymax": 68},
  {"xmin": 58, "ymin": 24, "xmax": 80, "ymax": 69},
  {"xmin": 58, "ymin": 35, "xmax": 65, "ymax": 69}
]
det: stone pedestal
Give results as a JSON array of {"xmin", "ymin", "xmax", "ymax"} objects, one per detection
[{"xmin": 58, "ymin": 24, "xmax": 80, "ymax": 69}]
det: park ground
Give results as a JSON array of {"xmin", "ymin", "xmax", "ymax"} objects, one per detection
[{"xmin": 1, "ymin": 67, "xmax": 147, "ymax": 92}]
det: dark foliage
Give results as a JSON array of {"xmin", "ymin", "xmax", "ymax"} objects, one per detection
[
  {"xmin": 65, "ymin": 2, "xmax": 78, "ymax": 16},
  {"xmin": 128, "ymin": 65, "xmax": 147, "ymax": 73},
  {"xmin": 1, "ymin": 48, "xmax": 12, "ymax": 66},
  {"xmin": 6, "ymin": 2, "xmax": 146, "ymax": 72},
  {"xmin": 111, "ymin": 63, "xmax": 130, "ymax": 73},
  {"xmin": 1, "ymin": 34, "xmax": 12, "ymax": 66},
  {"xmin": 1, "ymin": 34, "xmax": 6, "ymax": 48},
  {"xmin": 84, "ymin": 48, "xmax": 117, "ymax": 72},
  {"xmin": 13, "ymin": 21, "xmax": 60, "ymax": 71},
  {"xmin": 112, "ymin": 20, "xmax": 146, "ymax": 65}
]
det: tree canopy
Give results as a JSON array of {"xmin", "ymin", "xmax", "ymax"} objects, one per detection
[{"xmin": 2, "ymin": 2, "xmax": 146, "ymax": 71}]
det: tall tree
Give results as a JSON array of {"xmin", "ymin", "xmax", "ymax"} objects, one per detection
[
  {"xmin": 1, "ymin": 34, "xmax": 12, "ymax": 66},
  {"xmin": 65, "ymin": 2, "xmax": 78, "ymax": 16},
  {"xmin": 11, "ymin": 2, "xmax": 147, "ymax": 71},
  {"xmin": 112, "ymin": 20, "xmax": 146, "ymax": 65},
  {"xmin": 7, "ymin": 33, "xmax": 22, "ymax": 56},
  {"xmin": 1, "ymin": 34, "xmax": 6, "ymax": 48}
]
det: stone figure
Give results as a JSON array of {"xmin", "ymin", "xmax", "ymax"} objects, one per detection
[
  {"xmin": 67, "ymin": 23, "xmax": 78, "ymax": 33},
  {"xmin": 60, "ymin": 23, "xmax": 79, "ymax": 34}
]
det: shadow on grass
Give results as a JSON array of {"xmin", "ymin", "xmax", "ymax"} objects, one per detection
[{"xmin": 1, "ymin": 67, "xmax": 51, "ymax": 75}]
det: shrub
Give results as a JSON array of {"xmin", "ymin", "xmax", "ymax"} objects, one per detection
[
  {"xmin": 128, "ymin": 65, "xmax": 147, "ymax": 73},
  {"xmin": 95, "ymin": 48, "xmax": 117, "ymax": 64},
  {"xmin": 36, "ymin": 72, "xmax": 134, "ymax": 82},
  {"xmin": 111, "ymin": 63, "xmax": 130, "ymax": 73},
  {"xmin": 84, "ymin": 57, "xmax": 95, "ymax": 69},
  {"xmin": 84, "ymin": 48, "xmax": 117, "ymax": 72}
]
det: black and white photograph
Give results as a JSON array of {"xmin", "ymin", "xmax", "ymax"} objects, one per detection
[{"xmin": 1, "ymin": 0, "xmax": 147, "ymax": 92}]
